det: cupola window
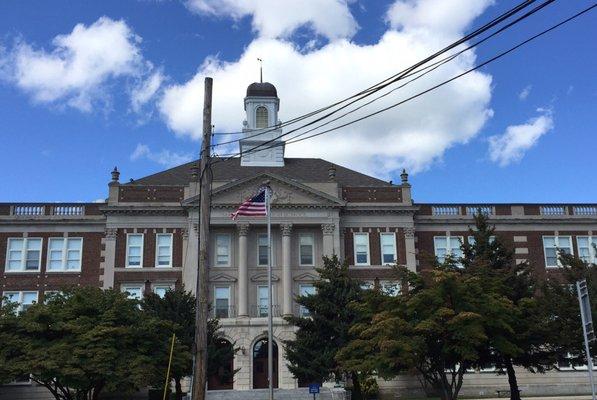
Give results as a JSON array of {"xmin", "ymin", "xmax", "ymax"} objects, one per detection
[{"xmin": 255, "ymin": 106, "xmax": 268, "ymax": 129}]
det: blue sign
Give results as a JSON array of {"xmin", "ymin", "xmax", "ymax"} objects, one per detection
[{"xmin": 309, "ymin": 383, "xmax": 320, "ymax": 394}]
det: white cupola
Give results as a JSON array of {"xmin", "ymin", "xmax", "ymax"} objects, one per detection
[{"xmin": 240, "ymin": 81, "xmax": 285, "ymax": 167}]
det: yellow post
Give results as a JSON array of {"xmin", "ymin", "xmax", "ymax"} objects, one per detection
[{"xmin": 163, "ymin": 333, "xmax": 176, "ymax": 400}]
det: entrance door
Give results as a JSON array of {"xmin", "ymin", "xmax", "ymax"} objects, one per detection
[{"xmin": 252, "ymin": 338, "xmax": 278, "ymax": 389}]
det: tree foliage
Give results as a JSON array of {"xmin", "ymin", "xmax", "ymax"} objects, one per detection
[{"xmin": 284, "ymin": 255, "xmax": 365, "ymax": 397}]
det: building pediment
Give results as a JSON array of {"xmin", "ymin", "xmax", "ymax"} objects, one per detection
[
  {"xmin": 184, "ymin": 172, "xmax": 345, "ymax": 209},
  {"xmin": 293, "ymin": 272, "xmax": 319, "ymax": 282},
  {"xmin": 251, "ymin": 272, "xmax": 280, "ymax": 282},
  {"xmin": 210, "ymin": 273, "xmax": 237, "ymax": 283}
]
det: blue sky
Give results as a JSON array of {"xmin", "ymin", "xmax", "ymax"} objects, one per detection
[{"xmin": 0, "ymin": 0, "xmax": 595, "ymax": 203}]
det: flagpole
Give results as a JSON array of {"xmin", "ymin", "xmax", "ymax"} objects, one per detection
[{"xmin": 266, "ymin": 186, "xmax": 274, "ymax": 400}]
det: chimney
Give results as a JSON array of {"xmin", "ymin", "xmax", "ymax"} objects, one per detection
[
  {"xmin": 108, "ymin": 167, "xmax": 120, "ymax": 205},
  {"xmin": 400, "ymin": 169, "xmax": 412, "ymax": 205}
]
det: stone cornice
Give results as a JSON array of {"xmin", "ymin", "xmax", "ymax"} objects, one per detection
[{"xmin": 101, "ymin": 206, "xmax": 186, "ymax": 216}]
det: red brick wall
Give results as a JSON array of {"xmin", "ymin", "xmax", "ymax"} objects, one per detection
[
  {"xmin": 344, "ymin": 227, "xmax": 408, "ymax": 267},
  {"xmin": 0, "ymin": 232, "xmax": 103, "ymax": 295},
  {"xmin": 115, "ymin": 228, "xmax": 184, "ymax": 268}
]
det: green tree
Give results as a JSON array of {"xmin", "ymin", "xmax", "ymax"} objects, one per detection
[
  {"xmin": 284, "ymin": 255, "xmax": 365, "ymax": 399},
  {"xmin": 9, "ymin": 287, "xmax": 162, "ymax": 400},
  {"xmin": 462, "ymin": 213, "xmax": 554, "ymax": 400},
  {"xmin": 541, "ymin": 252, "xmax": 597, "ymax": 371},
  {"xmin": 339, "ymin": 255, "xmax": 513, "ymax": 400},
  {"xmin": 142, "ymin": 287, "xmax": 238, "ymax": 398},
  {"xmin": 0, "ymin": 300, "xmax": 22, "ymax": 384}
]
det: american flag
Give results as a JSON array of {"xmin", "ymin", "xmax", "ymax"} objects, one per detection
[{"xmin": 230, "ymin": 188, "xmax": 268, "ymax": 219}]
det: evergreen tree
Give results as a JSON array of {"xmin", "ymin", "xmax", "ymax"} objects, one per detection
[
  {"xmin": 462, "ymin": 213, "xmax": 553, "ymax": 400},
  {"xmin": 284, "ymin": 255, "xmax": 365, "ymax": 398}
]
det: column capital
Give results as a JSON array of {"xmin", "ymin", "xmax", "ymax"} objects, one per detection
[
  {"xmin": 237, "ymin": 223, "xmax": 250, "ymax": 236},
  {"xmin": 104, "ymin": 228, "xmax": 117, "ymax": 240},
  {"xmin": 280, "ymin": 223, "xmax": 293, "ymax": 236},
  {"xmin": 404, "ymin": 227, "xmax": 415, "ymax": 238},
  {"xmin": 181, "ymin": 228, "xmax": 189, "ymax": 239},
  {"xmin": 321, "ymin": 223, "xmax": 335, "ymax": 235}
]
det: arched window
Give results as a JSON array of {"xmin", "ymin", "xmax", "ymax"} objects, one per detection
[
  {"xmin": 253, "ymin": 338, "xmax": 278, "ymax": 389},
  {"xmin": 255, "ymin": 106, "xmax": 268, "ymax": 129}
]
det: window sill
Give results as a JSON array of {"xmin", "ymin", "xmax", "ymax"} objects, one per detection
[
  {"xmin": 3, "ymin": 270, "xmax": 41, "ymax": 274},
  {"xmin": 46, "ymin": 269, "xmax": 82, "ymax": 273},
  {"xmin": 154, "ymin": 265, "xmax": 173, "ymax": 269},
  {"xmin": 124, "ymin": 266, "xmax": 143, "ymax": 269}
]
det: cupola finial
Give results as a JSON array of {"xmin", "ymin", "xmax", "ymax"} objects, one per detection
[
  {"xmin": 257, "ymin": 58, "xmax": 263, "ymax": 83},
  {"xmin": 111, "ymin": 167, "xmax": 120, "ymax": 183}
]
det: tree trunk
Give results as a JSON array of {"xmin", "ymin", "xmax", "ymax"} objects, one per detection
[
  {"xmin": 351, "ymin": 372, "xmax": 363, "ymax": 400},
  {"xmin": 505, "ymin": 358, "xmax": 521, "ymax": 400},
  {"xmin": 175, "ymin": 377, "xmax": 183, "ymax": 400}
]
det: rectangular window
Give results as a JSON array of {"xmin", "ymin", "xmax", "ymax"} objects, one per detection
[
  {"xmin": 155, "ymin": 234, "xmax": 173, "ymax": 267},
  {"xmin": 354, "ymin": 233, "xmax": 370, "ymax": 266},
  {"xmin": 360, "ymin": 281, "xmax": 373, "ymax": 290},
  {"xmin": 577, "ymin": 236, "xmax": 597, "ymax": 264},
  {"xmin": 47, "ymin": 238, "xmax": 83, "ymax": 271},
  {"xmin": 380, "ymin": 233, "xmax": 397, "ymax": 264},
  {"xmin": 6, "ymin": 238, "xmax": 42, "ymax": 272},
  {"xmin": 380, "ymin": 281, "xmax": 400, "ymax": 296},
  {"xmin": 434, "ymin": 236, "xmax": 463, "ymax": 264},
  {"xmin": 467, "ymin": 236, "xmax": 496, "ymax": 246},
  {"xmin": 153, "ymin": 285, "xmax": 172, "ymax": 298},
  {"xmin": 299, "ymin": 234, "xmax": 314, "ymax": 266},
  {"xmin": 543, "ymin": 236, "xmax": 573, "ymax": 268},
  {"xmin": 126, "ymin": 234, "xmax": 143, "ymax": 268},
  {"xmin": 257, "ymin": 285, "xmax": 269, "ymax": 317},
  {"xmin": 215, "ymin": 287, "xmax": 231, "ymax": 318},
  {"xmin": 2, "ymin": 291, "xmax": 38, "ymax": 313},
  {"xmin": 299, "ymin": 284, "xmax": 316, "ymax": 317},
  {"xmin": 215, "ymin": 234, "xmax": 231, "ymax": 266},
  {"xmin": 258, "ymin": 234, "xmax": 269, "ymax": 266},
  {"xmin": 121, "ymin": 285, "xmax": 143, "ymax": 300}
]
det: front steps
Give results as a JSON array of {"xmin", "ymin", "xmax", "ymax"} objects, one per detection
[{"xmin": 205, "ymin": 388, "xmax": 348, "ymax": 400}]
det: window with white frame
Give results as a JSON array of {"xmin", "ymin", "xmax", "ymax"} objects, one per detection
[
  {"xmin": 467, "ymin": 236, "xmax": 495, "ymax": 246},
  {"xmin": 577, "ymin": 236, "xmax": 597, "ymax": 264},
  {"xmin": 215, "ymin": 287, "xmax": 231, "ymax": 318},
  {"xmin": 380, "ymin": 233, "xmax": 397, "ymax": 264},
  {"xmin": 354, "ymin": 233, "xmax": 370, "ymax": 265},
  {"xmin": 299, "ymin": 284, "xmax": 316, "ymax": 317},
  {"xmin": 126, "ymin": 234, "xmax": 143, "ymax": 268},
  {"xmin": 380, "ymin": 281, "xmax": 400, "ymax": 296},
  {"xmin": 43, "ymin": 291, "xmax": 61, "ymax": 303},
  {"xmin": 258, "ymin": 234, "xmax": 269, "ymax": 266},
  {"xmin": 153, "ymin": 285, "xmax": 172, "ymax": 298},
  {"xmin": 360, "ymin": 281, "xmax": 373, "ymax": 290},
  {"xmin": 257, "ymin": 285, "xmax": 269, "ymax": 317},
  {"xmin": 155, "ymin": 234, "xmax": 173, "ymax": 267},
  {"xmin": 434, "ymin": 236, "xmax": 463, "ymax": 264},
  {"xmin": 543, "ymin": 236, "xmax": 573, "ymax": 267},
  {"xmin": 6, "ymin": 238, "xmax": 42, "ymax": 272},
  {"xmin": 255, "ymin": 106, "xmax": 268, "ymax": 129},
  {"xmin": 2, "ymin": 291, "xmax": 38, "ymax": 313},
  {"xmin": 215, "ymin": 234, "xmax": 231, "ymax": 266},
  {"xmin": 299, "ymin": 234, "xmax": 314, "ymax": 266},
  {"xmin": 557, "ymin": 353, "xmax": 597, "ymax": 371},
  {"xmin": 121, "ymin": 285, "xmax": 143, "ymax": 300},
  {"xmin": 47, "ymin": 238, "xmax": 82, "ymax": 271}
]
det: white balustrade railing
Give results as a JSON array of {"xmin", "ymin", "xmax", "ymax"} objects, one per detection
[
  {"xmin": 13, "ymin": 205, "xmax": 45, "ymax": 216},
  {"xmin": 466, "ymin": 206, "xmax": 493, "ymax": 216},
  {"xmin": 540, "ymin": 205, "xmax": 567, "ymax": 215},
  {"xmin": 52, "ymin": 205, "xmax": 84, "ymax": 216},
  {"xmin": 573, "ymin": 206, "xmax": 597, "ymax": 215},
  {"xmin": 432, "ymin": 206, "xmax": 460, "ymax": 216}
]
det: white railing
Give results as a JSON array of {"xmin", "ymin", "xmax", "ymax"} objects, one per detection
[
  {"xmin": 12, "ymin": 205, "xmax": 45, "ymax": 216},
  {"xmin": 573, "ymin": 206, "xmax": 597, "ymax": 216},
  {"xmin": 466, "ymin": 206, "xmax": 493, "ymax": 216},
  {"xmin": 52, "ymin": 205, "xmax": 84, "ymax": 216},
  {"xmin": 540, "ymin": 205, "xmax": 567, "ymax": 215},
  {"xmin": 432, "ymin": 206, "xmax": 460, "ymax": 216}
]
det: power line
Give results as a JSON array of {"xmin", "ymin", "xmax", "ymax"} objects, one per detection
[
  {"xmin": 216, "ymin": 2, "xmax": 596, "ymax": 161},
  {"xmin": 209, "ymin": 0, "xmax": 540, "ymax": 147}
]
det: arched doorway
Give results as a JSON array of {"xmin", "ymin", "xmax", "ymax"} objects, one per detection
[
  {"xmin": 207, "ymin": 339, "xmax": 234, "ymax": 390},
  {"xmin": 252, "ymin": 338, "xmax": 278, "ymax": 389}
]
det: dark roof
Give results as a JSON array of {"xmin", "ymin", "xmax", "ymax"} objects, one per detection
[
  {"xmin": 129, "ymin": 158, "xmax": 394, "ymax": 187},
  {"xmin": 246, "ymin": 82, "xmax": 277, "ymax": 97}
]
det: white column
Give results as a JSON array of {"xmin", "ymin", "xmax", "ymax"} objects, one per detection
[
  {"xmin": 404, "ymin": 227, "xmax": 417, "ymax": 272},
  {"xmin": 102, "ymin": 228, "xmax": 117, "ymax": 289},
  {"xmin": 321, "ymin": 223, "xmax": 336, "ymax": 258},
  {"xmin": 281, "ymin": 224, "xmax": 293, "ymax": 317},
  {"xmin": 182, "ymin": 223, "xmax": 199, "ymax": 294},
  {"xmin": 237, "ymin": 223, "xmax": 250, "ymax": 318}
]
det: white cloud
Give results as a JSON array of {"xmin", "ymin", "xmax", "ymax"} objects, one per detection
[
  {"xmin": 518, "ymin": 84, "xmax": 532, "ymax": 100},
  {"xmin": 184, "ymin": 0, "xmax": 358, "ymax": 40},
  {"xmin": 159, "ymin": 0, "xmax": 495, "ymax": 177},
  {"xmin": 130, "ymin": 143, "xmax": 193, "ymax": 167},
  {"xmin": 488, "ymin": 110, "xmax": 553, "ymax": 167},
  {"xmin": 131, "ymin": 70, "xmax": 165, "ymax": 112},
  {"xmin": 2, "ymin": 17, "xmax": 160, "ymax": 112}
]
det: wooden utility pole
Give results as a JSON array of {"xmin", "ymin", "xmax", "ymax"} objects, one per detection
[{"xmin": 192, "ymin": 76, "xmax": 213, "ymax": 400}]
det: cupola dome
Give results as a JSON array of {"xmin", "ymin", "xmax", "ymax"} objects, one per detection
[{"xmin": 246, "ymin": 82, "xmax": 278, "ymax": 97}]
